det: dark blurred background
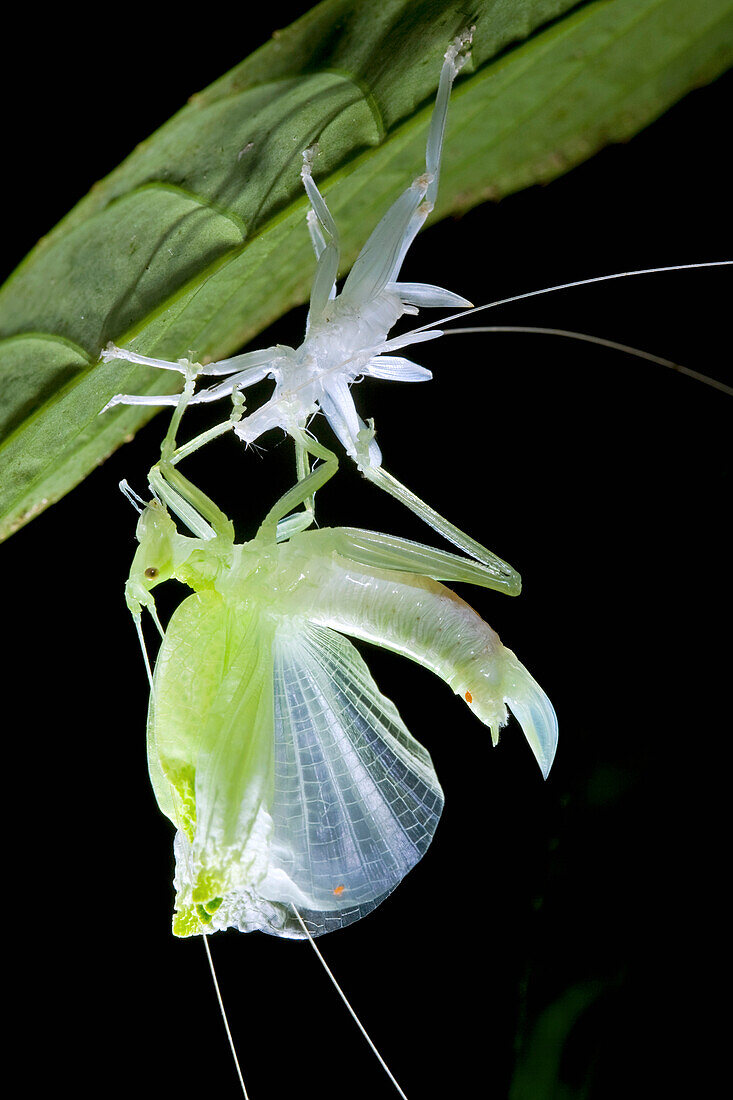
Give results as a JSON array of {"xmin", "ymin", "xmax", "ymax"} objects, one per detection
[{"xmin": 3, "ymin": 4, "xmax": 730, "ymax": 1098}]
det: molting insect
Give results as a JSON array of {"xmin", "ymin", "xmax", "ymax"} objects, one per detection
[
  {"xmin": 103, "ymin": 29, "xmax": 518, "ymax": 582},
  {"xmin": 105, "ymin": 32, "xmax": 561, "ymax": 1095},
  {"xmin": 127, "ymin": 398, "xmax": 556, "ymax": 941},
  {"xmin": 94, "ymin": 19, "xmax": 730, "ymax": 1100}
]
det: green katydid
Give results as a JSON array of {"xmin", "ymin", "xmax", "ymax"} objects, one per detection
[
  {"xmin": 127, "ymin": 381, "xmax": 557, "ymax": 942},
  {"xmin": 102, "ymin": 36, "xmax": 557, "ymax": 1092}
]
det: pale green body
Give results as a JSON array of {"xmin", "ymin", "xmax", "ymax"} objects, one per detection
[
  {"xmin": 117, "ymin": 30, "xmax": 556, "ymax": 939},
  {"xmin": 131, "ymin": 497, "xmax": 556, "ymax": 938}
]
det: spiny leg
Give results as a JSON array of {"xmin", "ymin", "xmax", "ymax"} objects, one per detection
[
  {"xmin": 258, "ymin": 429, "xmax": 339, "ymax": 541},
  {"xmin": 166, "ymin": 391, "xmax": 246, "ymax": 467},
  {"xmin": 341, "ymin": 28, "xmax": 473, "ymax": 303},
  {"xmin": 423, "ymin": 27, "xmax": 474, "ymax": 208},
  {"xmin": 301, "ymin": 147, "xmax": 341, "ymax": 327},
  {"xmin": 101, "ymin": 345, "xmax": 201, "ymax": 413},
  {"xmin": 274, "ymin": 433, "xmax": 317, "ymax": 540},
  {"xmin": 387, "ymin": 27, "xmax": 475, "ymax": 280},
  {"xmin": 356, "ymin": 430, "xmax": 520, "ymax": 595},
  {"xmin": 148, "ymin": 387, "xmax": 244, "ymax": 541},
  {"xmin": 299, "ymin": 28, "xmax": 473, "ymax": 310},
  {"xmin": 148, "ymin": 464, "xmax": 233, "ymax": 541},
  {"xmin": 327, "ymin": 526, "xmax": 520, "ymax": 594},
  {"xmin": 102, "ymin": 341, "xmax": 281, "ymax": 412}
]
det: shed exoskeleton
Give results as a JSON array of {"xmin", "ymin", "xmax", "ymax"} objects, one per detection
[{"xmin": 103, "ymin": 29, "xmax": 523, "ymax": 590}]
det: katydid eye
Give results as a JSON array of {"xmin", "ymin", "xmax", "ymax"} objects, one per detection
[{"xmin": 144, "ymin": 566, "xmax": 159, "ymax": 579}]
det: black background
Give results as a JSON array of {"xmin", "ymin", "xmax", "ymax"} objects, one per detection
[{"xmin": 3, "ymin": 4, "xmax": 730, "ymax": 1098}]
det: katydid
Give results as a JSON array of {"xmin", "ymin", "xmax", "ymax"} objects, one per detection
[{"xmin": 128, "ymin": 398, "xmax": 557, "ymax": 942}]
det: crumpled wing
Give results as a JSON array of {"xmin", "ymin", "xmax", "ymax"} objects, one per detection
[{"xmin": 147, "ymin": 590, "xmax": 277, "ymax": 937}]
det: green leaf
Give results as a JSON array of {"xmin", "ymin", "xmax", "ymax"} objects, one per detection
[
  {"xmin": 509, "ymin": 983, "xmax": 609, "ymax": 1099},
  {"xmin": 1, "ymin": 0, "xmax": 731, "ymax": 540}
]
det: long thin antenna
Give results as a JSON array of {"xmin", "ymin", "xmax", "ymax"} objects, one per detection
[
  {"xmin": 292, "ymin": 906, "xmax": 409, "ymax": 1100},
  {"xmin": 442, "ymin": 325, "xmax": 733, "ymax": 397},
  {"xmin": 399, "ymin": 259, "xmax": 733, "ymax": 338},
  {"xmin": 202, "ymin": 934, "xmax": 250, "ymax": 1100},
  {"xmin": 133, "ymin": 608, "xmax": 251, "ymax": 1097},
  {"xmin": 125, "ymin": 381, "xmax": 251, "ymax": 1098}
]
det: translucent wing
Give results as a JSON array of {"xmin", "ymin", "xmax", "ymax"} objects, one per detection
[
  {"xmin": 264, "ymin": 621, "xmax": 444, "ymax": 937},
  {"xmin": 150, "ymin": 591, "xmax": 442, "ymax": 939}
]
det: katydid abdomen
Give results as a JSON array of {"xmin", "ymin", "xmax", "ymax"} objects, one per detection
[{"xmin": 280, "ymin": 533, "xmax": 558, "ymax": 779}]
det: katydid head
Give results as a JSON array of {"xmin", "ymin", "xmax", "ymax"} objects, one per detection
[{"xmin": 125, "ymin": 499, "xmax": 179, "ymax": 614}]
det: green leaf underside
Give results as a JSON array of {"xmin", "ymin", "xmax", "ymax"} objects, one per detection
[{"xmin": 1, "ymin": 0, "xmax": 730, "ymax": 539}]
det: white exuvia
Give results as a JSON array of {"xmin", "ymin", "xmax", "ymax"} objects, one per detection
[{"xmin": 101, "ymin": 29, "xmax": 519, "ymax": 587}]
